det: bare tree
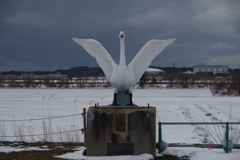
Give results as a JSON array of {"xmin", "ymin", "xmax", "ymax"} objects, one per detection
[
  {"xmin": 228, "ymin": 72, "xmax": 240, "ymax": 96},
  {"xmin": 58, "ymin": 78, "xmax": 70, "ymax": 88},
  {"xmin": 0, "ymin": 76, "xmax": 5, "ymax": 88},
  {"xmin": 8, "ymin": 76, "xmax": 20, "ymax": 88},
  {"xmin": 177, "ymin": 74, "xmax": 189, "ymax": 88},
  {"xmin": 24, "ymin": 77, "xmax": 35, "ymax": 88},
  {"xmin": 43, "ymin": 76, "xmax": 56, "ymax": 88},
  {"xmin": 151, "ymin": 76, "xmax": 158, "ymax": 87},
  {"xmin": 139, "ymin": 73, "xmax": 148, "ymax": 88},
  {"xmin": 166, "ymin": 74, "xmax": 175, "ymax": 88},
  {"xmin": 210, "ymin": 72, "xmax": 240, "ymax": 96}
]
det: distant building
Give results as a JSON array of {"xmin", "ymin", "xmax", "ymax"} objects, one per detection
[
  {"xmin": 143, "ymin": 67, "xmax": 166, "ymax": 81},
  {"xmin": 193, "ymin": 63, "xmax": 229, "ymax": 74},
  {"xmin": 181, "ymin": 70, "xmax": 194, "ymax": 74},
  {"xmin": 145, "ymin": 68, "xmax": 165, "ymax": 76}
]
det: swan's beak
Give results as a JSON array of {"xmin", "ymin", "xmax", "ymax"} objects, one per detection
[{"xmin": 120, "ymin": 34, "xmax": 125, "ymax": 38}]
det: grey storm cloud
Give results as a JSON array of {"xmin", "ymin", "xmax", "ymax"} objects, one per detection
[{"xmin": 0, "ymin": 0, "xmax": 239, "ymax": 72}]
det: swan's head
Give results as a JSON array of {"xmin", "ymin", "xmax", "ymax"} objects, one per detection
[{"xmin": 119, "ymin": 31, "xmax": 125, "ymax": 39}]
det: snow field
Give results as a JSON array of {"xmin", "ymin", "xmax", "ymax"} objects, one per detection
[{"xmin": 0, "ymin": 88, "xmax": 240, "ymax": 159}]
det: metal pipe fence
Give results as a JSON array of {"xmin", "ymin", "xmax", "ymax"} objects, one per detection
[
  {"xmin": 0, "ymin": 111, "xmax": 86, "ymax": 142},
  {"xmin": 158, "ymin": 121, "xmax": 240, "ymax": 154}
]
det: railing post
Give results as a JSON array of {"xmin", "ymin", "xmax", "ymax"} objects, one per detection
[
  {"xmin": 158, "ymin": 122, "xmax": 162, "ymax": 154},
  {"xmin": 83, "ymin": 108, "xmax": 87, "ymax": 147},
  {"xmin": 225, "ymin": 122, "xmax": 229, "ymax": 153}
]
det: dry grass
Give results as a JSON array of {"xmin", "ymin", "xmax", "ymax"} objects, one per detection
[
  {"xmin": 201, "ymin": 106, "xmax": 240, "ymax": 144},
  {"xmin": 0, "ymin": 141, "xmax": 84, "ymax": 160},
  {"xmin": 0, "ymin": 96, "xmax": 83, "ymax": 143}
]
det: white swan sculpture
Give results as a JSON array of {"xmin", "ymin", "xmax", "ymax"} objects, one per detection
[{"xmin": 72, "ymin": 31, "xmax": 175, "ymax": 105}]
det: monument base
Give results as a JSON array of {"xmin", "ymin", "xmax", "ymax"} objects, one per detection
[{"xmin": 86, "ymin": 106, "xmax": 156, "ymax": 156}]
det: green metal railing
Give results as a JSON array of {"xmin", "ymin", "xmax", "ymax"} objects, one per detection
[{"xmin": 158, "ymin": 122, "xmax": 240, "ymax": 154}]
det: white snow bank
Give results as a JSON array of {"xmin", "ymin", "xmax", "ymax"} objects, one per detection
[
  {"xmin": 55, "ymin": 147, "xmax": 153, "ymax": 160},
  {"xmin": 163, "ymin": 147, "xmax": 240, "ymax": 160},
  {"xmin": 55, "ymin": 147, "xmax": 240, "ymax": 160},
  {"xmin": 1, "ymin": 145, "xmax": 240, "ymax": 160},
  {"xmin": 0, "ymin": 146, "xmax": 49, "ymax": 153}
]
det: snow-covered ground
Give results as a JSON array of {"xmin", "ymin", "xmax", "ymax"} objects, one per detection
[{"xmin": 0, "ymin": 88, "xmax": 240, "ymax": 159}]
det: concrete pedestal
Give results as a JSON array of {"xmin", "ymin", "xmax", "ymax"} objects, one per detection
[{"xmin": 86, "ymin": 106, "xmax": 156, "ymax": 156}]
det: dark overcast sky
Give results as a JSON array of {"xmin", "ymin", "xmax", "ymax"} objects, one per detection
[{"xmin": 0, "ymin": 0, "xmax": 239, "ymax": 72}]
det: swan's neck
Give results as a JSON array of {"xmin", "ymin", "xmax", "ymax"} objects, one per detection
[{"xmin": 119, "ymin": 38, "xmax": 127, "ymax": 67}]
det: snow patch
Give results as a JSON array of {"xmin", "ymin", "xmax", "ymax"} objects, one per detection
[
  {"xmin": 55, "ymin": 147, "xmax": 153, "ymax": 160},
  {"xmin": 0, "ymin": 146, "xmax": 49, "ymax": 153}
]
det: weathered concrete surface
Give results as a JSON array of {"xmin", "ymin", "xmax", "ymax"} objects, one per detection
[{"xmin": 87, "ymin": 106, "xmax": 156, "ymax": 156}]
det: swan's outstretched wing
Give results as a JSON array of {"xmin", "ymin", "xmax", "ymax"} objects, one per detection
[
  {"xmin": 128, "ymin": 38, "xmax": 176, "ymax": 82},
  {"xmin": 72, "ymin": 38, "xmax": 117, "ymax": 81}
]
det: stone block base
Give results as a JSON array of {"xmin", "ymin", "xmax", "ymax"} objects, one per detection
[{"xmin": 86, "ymin": 106, "xmax": 156, "ymax": 156}]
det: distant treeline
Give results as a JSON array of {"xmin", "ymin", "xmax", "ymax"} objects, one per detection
[
  {"xmin": 0, "ymin": 66, "xmax": 240, "ymax": 77},
  {"xmin": 1, "ymin": 66, "xmax": 239, "ymax": 96},
  {"xmin": 0, "ymin": 66, "xmax": 104, "ymax": 77}
]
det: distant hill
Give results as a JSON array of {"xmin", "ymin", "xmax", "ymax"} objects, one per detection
[
  {"xmin": 0, "ymin": 66, "xmax": 104, "ymax": 77},
  {"xmin": 1, "ymin": 66, "xmax": 239, "ymax": 77}
]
